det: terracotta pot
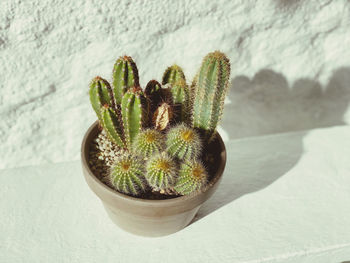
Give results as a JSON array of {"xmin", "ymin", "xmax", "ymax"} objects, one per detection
[{"xmin": 81, "ymin": 121, "xmax": 226, "ymax": 237}]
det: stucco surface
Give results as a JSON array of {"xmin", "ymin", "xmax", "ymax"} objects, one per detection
[{"xmin": 1, "ymin": 0, "xmax": 350, "ymax": 169}]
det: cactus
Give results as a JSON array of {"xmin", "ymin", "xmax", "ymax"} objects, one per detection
[
  {"xmin": 188, "ymin": 73, "xmax": 198, "ymax": 113},
  {"xmin": 152, "ymin": 102, "xmax": 173, "ymax": 130},
  {"xmin": 166, "ymin": 124, "xmax": 202, "ymax": 160},
  {"xmin": 89, "ymin": 77, "xmax": 125, "ymax": 148},
  {"xmin": 109, "ymin": 153, "xmax": 147, "ymax": 196},
  {"xmin": 100, "ymin": 105, "xmax": 125, "ymax": 148},
  {"xmin": 145, "ymin": 79, "xmax": 163, "ymax": 119},
  {"xmin": 146, "ymin": 152, "xmax": 177, "ymax": 190},
  {"xmin": 89, "ymin": 76, "xmax": 114, "ymax": 119},
  {"xmin": 191, "ymin": 51, "xmax": 230, "ymax": 141},
  {"xmin": 112, "ymin": 56, "xmax": 139, "ymax": 105},
  {"xmin": 170, "ymin": 79, "xmax": 189, "ymax": 122},
  {"xmin": 145, "ymin": 80, "xmax": 162, "ymax": 98},
  {"xmin": 174, "ymin": 160, "xmax": 208, "ymax": 195},
  {"xmin": 145, "ymin": 80, "xmax": 172, "ymax": 108},
  {"xmin": 162, "ymin": 64, "xmax": 186, "ymax": 85},
  {"xmin": 132, "ymin": 129, "xmax": 165, "ymax": 159},
  {"xmin": 121, "ymin": 86, "xmax": 149, "ymax": 147}
]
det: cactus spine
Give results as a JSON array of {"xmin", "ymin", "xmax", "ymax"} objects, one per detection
[
  {"xmin": 191, "ymin": 51, "xmax": 230, "ymax": 141},
  {"xmin": 121, "ymin": 86, "xmax": 149, "ymax": 147},
  {"xmin": 162, "ymin": 64, "xmax": 186, "ymax": 85},
  {"xmin": 112, "ymin": 56, "xmax": 139, "ymax": 105},
  {"xmin": 109, "ymin": 153, "xmax": 147, "ymax": 196},
  {"xmin": 174, "ymin": 160, "xmax": 208, "ymax": 195},
  {"xmin": 89, "ymin": 76, "xmax": 114, "ymax": 119},
  {"xmin": 166, "ymin": 124, "xmax": 202, "ymax": 160},
  {"xmin": 132, "ymin": 129, "xmax": 165, "ymax": 159},
  {"xmin": 146, "ymin": 152, "xmax": 177, "ymax": 190}
]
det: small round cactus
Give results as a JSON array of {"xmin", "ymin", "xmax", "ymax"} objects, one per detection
[
  {"xmin": 174, "ymin": 160, "xmax": 208, "ymax": 195},
  {"xmin": 132, "ymin": 129, "xmax": 165, "ymax": 159},
  {"xmin": 146, "ymin": 152, "xmax": 177, "ymax": 190},
  {"xmin": 109, "ymin": 153, "xmax": 147, "ymax": 196},
  {"xmin": 166, "ymin": 124, "xmax": 202, "ymax": 160}
]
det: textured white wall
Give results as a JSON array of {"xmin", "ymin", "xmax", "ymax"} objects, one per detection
[{"xmin": 0, "ymin": 0, "xmax": 349, "ymax": 169}]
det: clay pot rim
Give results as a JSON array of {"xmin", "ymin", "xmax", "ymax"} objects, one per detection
[{"xmin": 81, "ymin": 121, "xmax": 226, "ymax": 205}]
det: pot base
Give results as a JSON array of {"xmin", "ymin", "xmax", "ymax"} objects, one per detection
[{"xmin": 103, "ymin": 203, "xmax": 200, "ymax": 237}]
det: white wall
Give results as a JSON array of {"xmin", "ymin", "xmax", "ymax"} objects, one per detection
[{"xmin": 0, "ymin": 0, "xmax": 349, "ymax": 169}]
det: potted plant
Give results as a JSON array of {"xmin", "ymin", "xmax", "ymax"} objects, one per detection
[{"xmin": 81, "ymin": 51, "xmax": 230, "ymax": 237}]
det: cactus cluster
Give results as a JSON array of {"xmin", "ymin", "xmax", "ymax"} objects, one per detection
[
  {"xmin": 89, "ymin": 51, "xmax": 230, "ymax": 197},
  {"xmin": 89, "ymin": 56, "xmax": 148, "ymax": 149}
]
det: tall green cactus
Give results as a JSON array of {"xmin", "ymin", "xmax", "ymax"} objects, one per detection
[
  {"xmin": 89, "ymin": 76, "xmax": 114, "ymax": 119},
  {"xmin": 101, "ymin": 105, "xmax": 125, "ymax": 148},
  {"xmin": 162, "ymin": 64, "xmax": 186, "ymax": 85},
  {"xmin": 121, "ymin": 86, "xmax": 149, "ymax": 147},
  {"xmin": 112, "ymin": 56, "xmax": 139, "ymax": 105},
  {"xmin": 191, "ymin": 51, "xmax": 230, "ymax": 141}
]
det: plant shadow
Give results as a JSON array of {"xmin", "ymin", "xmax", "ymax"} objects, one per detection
[{"xmin": 191, "ymin": 67, "xmax": 350, "ymax": 223}]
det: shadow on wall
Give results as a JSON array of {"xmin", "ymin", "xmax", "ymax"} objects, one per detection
[
  {"xmin": 191, "ymin": 67, "xmax": 350, "ymax": 224},
  {"xmin": 221, "ymin": 67, "xmax": 350, "ymax": 139}
]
